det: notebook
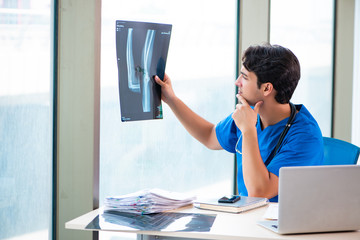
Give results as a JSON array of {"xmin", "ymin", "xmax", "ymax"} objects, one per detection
[
  {"xmin": 194, "ymin": 196, "xmax": 268, "ymax": 213},
  {"xmin": 258, "ymin": 165, "xmax": 360, "ymax": 234}
]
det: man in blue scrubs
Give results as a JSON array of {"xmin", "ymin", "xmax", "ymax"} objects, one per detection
[{"xmin": 154, "ymin": 43, "xmax": 324, "ymax": 202}]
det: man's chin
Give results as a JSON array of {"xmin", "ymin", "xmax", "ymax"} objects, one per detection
[
  {"xmin": 245, "ymin": 100, "xmax": 257, "ymax": 107},
  {"xmin": 241, "ymin": 97, "xmax": 255, "ymax": 106}
]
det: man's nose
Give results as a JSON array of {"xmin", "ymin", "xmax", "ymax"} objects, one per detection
[{"xmin": 235, "ymin": 76, "xmax": 241, "ymax": 86}]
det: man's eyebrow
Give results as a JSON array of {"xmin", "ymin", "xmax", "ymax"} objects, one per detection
[{"xmin": 240, "ymin": 71, "xmax": 248, "ymax": 77}]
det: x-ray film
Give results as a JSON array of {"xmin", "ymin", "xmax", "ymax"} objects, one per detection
[
  {"xmin": 116, "ymin": 20, "xmax": 172, "ymax": 122},
  {"xmin": 85, "ymin": 210, "xmax": 216, "ymax": 232}
]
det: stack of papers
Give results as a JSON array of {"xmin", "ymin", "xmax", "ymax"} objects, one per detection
[{"xmin": 104, "ymin": 188, "xmax": 196, "ymax": 214}]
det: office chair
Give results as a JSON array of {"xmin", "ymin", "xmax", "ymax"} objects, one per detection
[{"xmin": 323, "ymin": 137, "xmax": 360, "ymax": 165}]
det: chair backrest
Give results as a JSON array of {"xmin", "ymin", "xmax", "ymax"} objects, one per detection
[{"xmin": 323, "ymin": 137, "xmax": 360, "ymax": 165}]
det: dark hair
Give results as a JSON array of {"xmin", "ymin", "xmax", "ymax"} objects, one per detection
[{"xmin": 242, "ymin": 43, "xmax": 300, "ymax": 104}]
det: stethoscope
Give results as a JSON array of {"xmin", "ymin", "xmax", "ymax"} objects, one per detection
[
  {"xmin": 235, "ymin": 102, "xmax": 297, "ymax": 166},
  {"xmin": 264, "ymin": 102, "xmax": 297, "ymax": 166}
]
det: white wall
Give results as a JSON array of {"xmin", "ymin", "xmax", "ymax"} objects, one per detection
[
  {"xmin": 352, "ymin": 0, "xmax": 360, "ymax": 147},
  {"xmin": 57, "ymin": 0, "xmax": 101, "ymax": 239}
]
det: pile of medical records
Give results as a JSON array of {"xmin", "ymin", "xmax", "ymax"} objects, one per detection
[{"xmin": 104, "ymin": 188, "xmax": 196, "ymax": 214}]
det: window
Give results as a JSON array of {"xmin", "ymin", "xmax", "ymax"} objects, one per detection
[
  {"xmin": 0, "ymin": 0, "xmax": 53, "ymax": 239},
  {"xmin": 100, "ymin": 1, "xmax": 237, "ymax": 239},
  {"xmin": 270, "ymin": 0, "xmax": 335, "ymax": 136}
]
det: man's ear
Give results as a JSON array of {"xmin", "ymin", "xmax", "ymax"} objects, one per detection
[{"xmin": 263, "ymin": 83, "xmax": 273, "ymax": 96}]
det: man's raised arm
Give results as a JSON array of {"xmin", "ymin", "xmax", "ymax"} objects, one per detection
[{"xmin": 154, "ymin": 74, "xmax": 222, "ymax": 150}]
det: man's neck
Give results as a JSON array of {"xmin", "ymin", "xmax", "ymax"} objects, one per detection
[{"xmin": 259, "ymin": 102, "xmax": 291, "ymax": 130}]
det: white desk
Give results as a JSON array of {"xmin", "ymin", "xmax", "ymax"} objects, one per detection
[{"xmin": 66, "ymin": 204, "xmax": 360, "ymax": 240}]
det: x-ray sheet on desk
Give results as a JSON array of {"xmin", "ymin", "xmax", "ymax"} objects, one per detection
[
  {"xmin": 85, "ymin": 210, "xmax": 216, "ymax": 232},
  {"xmin": 116, "ymin": 20, "xmax": 172, "ymax": 122}
]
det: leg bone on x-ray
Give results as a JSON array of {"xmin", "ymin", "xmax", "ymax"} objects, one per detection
[{"xmin": 126, "ymin": 28, "xmax": 156, "ymax": 113}]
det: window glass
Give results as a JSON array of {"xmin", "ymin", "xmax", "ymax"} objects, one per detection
[
  {"xmin": 0, "ymin": 0, "xmax": 53, "ymax": 239},
  {"xmin": 270, "ymin": 0, "xmax": 335, "ymax": 136},
  {"xmin": 100, "ymin": 1, "xmax": 236, "ymax": 239}
]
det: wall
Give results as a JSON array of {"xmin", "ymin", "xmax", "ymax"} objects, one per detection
[
  {"xmin": 57, "ymin": 0, "xmax": 101, "ymax": 239},
  {"xmin": 333, "ymin": 0, "xmax": 355, "ymax": 141}
]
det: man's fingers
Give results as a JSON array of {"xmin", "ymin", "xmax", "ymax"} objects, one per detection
[
  {"xmin": 154, "ymin": 75, "xmax": 164, "ymax": 86},
  {"xmin": 236, "ymin": 94, "xmax": 249, "ymax": 106}
]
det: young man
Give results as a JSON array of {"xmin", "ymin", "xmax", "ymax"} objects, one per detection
[{"xmin": 154, "ymin": 43, "xmax": 324, "ymax": 202}]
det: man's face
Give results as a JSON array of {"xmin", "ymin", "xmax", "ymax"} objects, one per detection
[{"xmin": 235, "ymin": 67, "xmax": 264, "ymax": 106}]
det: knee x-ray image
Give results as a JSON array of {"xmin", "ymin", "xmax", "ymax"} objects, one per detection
[{"xmin": 116, "ymin": 20, "xmax": 172, "ymax": 121}]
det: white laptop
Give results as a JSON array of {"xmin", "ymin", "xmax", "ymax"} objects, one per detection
[{"xmin": 258, "ymin": 165, "xmax": 360, "ymax": 234}]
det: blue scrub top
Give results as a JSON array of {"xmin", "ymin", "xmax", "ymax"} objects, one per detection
[{"xmin": 215, "ymin": 104, "xmax": 324, "ymax": 202}]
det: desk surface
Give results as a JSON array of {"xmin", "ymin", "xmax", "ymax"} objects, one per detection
[{"xmin": 66, "ymin": 204, "xmax": 360, "ymax": 240}]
